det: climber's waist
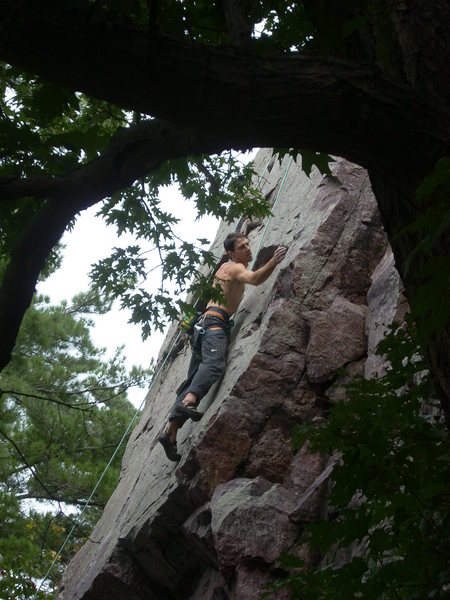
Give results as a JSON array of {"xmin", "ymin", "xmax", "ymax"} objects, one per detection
[{"xmin": 203, "ymin": 307, "xmax": 231, "ymax": 323}]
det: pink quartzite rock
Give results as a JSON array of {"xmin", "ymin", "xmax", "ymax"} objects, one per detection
[
  {"xmin": 306, "ymin": 297, "xmax": 367, "ymax": 382},
  {"xmin": 231, "ymin": 563, "xmax": 290, "ymax": 600},
  {"xmin": 243, "ymin": 414, "xmax": 294, "ymax": 482},
  {"xmin": 183, "ymin": 503, "xmax": 218, "ymax": 568},
  {"xmin": 181, "ymin": 396, "xmax": 252, "ymax": 498},
  {"xmin": 365, "ymin": 247, "xmax": 409, "ymax": 378},
  {"xmin": 210, "ymin": 477, "xmax": 298, "ymax": 572}
]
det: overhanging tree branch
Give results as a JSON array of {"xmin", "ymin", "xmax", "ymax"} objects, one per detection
[
  {"xmin": 0, "ymin": 176, "xmax": 60, "ymax": 202},
  {"xmin": 0, "ymin": 119, "xmax": 228, "ymax": 372},
  {"xmin": 0, "ymin": 1, "xmax": 448, "ymax": 175}
]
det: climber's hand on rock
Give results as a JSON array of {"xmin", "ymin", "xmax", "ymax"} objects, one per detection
[{"xmin": 273, "ymin": 246, "xmax": 287, "ymax": 264}]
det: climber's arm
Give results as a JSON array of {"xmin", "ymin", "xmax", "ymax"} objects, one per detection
[{"xmin": 229, "ymin": 246, "xmax": 287, "ymax": 286}]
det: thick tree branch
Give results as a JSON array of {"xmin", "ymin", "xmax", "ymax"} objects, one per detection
[
  {"xmin": 1, "ymin": 120, "xmax": 228, "ymax": 203},
  {"xmin": 0, "ymin": 175, "xmax": 60, "ymax": 202},
  {"xmin": 221, "ymin": 0, "xmax": 252, "ymax": 47},
  {"xmin": 0, "ymin": 119, "xmax": 229, "ymax": 372},
  {"xmin": 146, "ymin": 0, "xmax": 158, "ymax": 37},
  {"xmin": 0, "ymin": 1, "xmax": 448, "ymax": 177}
]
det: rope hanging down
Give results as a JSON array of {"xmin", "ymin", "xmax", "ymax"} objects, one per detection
[
  {"xmin": 32, "ymin": 330, "xmax": 183, "ymax": 599},
  {"xmin": 250, "ymin": 155, "xmax": 293, "ymax": 270},
  {"xmin": 32, "ymin": 152, "xmax": 292, "ymax": 598}
]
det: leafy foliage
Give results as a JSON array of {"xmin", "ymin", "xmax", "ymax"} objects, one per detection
[
  {"xmin": 0, "ymin": 61, "xmax": 128, "ymax": 274},
  {"xmin": 91, "ymin": 152, "xmax": 270, "ymax": 334},
  {"xmin": 269, "ymin": 322, "xmax": 449, "ymax": 599},
  {"xmin": 397, "ymin": 157, "xmax": 450, "ymax": 342},
  {"xmin": 0, "ymin": 293, "xmax": 152, "ymax": 597},
  {"xmin": 88, "ymin": 0, "xmax": 316, "ymax": 50}
]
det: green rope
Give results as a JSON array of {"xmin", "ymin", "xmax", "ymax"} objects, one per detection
[
  {"xmin": 32, "ymin": 152, "xmax": 288, "ymax": 597},
  {"xmin": 250, "ymin": 155, "xmax": 293, "ymax": 270},
  {"xmin": 31, "ymin": 329, "xmax": 183, "ymax": 599}
]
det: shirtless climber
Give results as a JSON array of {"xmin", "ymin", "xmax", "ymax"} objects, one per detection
[{"xmin": 158, "ymin": 232, "xmax": 287, "ymax": 462}]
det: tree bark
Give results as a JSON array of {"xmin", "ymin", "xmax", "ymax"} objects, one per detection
[
  {"xmin": 369, "ymin": 169, "xmax": 450, "ymax": 424},
  {"xmin": 0, "ymin": 1, "xmax": 447, "ymax": 175},
  {"xmin": 221, "ymin": 0, "xmax": 252, "ymax": 47}
]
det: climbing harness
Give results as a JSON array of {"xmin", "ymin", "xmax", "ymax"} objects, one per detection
[{"xmin": 31, "ymin": 152, "xmax": 292, "ymax": 598}]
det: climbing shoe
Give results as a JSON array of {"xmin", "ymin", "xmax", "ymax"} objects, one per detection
[
  {"xmin": 158, "ymin": 432, "xmax": 181, "ymax": 462},
  {"xmin": 177, "ymin": 404, "xmax": 204, "ymax": 422}
]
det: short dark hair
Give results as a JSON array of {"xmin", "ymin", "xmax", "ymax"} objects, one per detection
[{"xmin": 223, "ymin": 232, "xmax": 246, "ymax": 253}]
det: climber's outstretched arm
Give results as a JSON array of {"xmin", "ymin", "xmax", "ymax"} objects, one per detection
[{"xmin": 228, "ymin": 246, "xmax": 287, "ymax": 286}]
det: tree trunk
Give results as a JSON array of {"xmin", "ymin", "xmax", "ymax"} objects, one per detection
[{"xmin": 369, "ymin": 168, "xmax": 450, "ymax": 425}]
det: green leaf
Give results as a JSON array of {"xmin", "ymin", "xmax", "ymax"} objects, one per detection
[
  {"xmin": 299, "ymin": 148, "xmax": 332, "ymax": 177},
  {"xmin": 416, "ymin": 156, "xmax": 450, "ymax": 202},
  {"xmin": 23, "ymin": 81, "xmax": 79, "ymax": 125},
  {"xmin": 273, "ymin": 148, "xmax": 332, "ymax": 177}
]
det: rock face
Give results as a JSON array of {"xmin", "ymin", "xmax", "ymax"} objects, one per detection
[{"xmin": 57, "ymin": 151, "xmax": 407, "ymax": 599}]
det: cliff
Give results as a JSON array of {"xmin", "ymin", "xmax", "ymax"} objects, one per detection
[{"xmin": 57, "ymin": 150, "xmax": 407, "ymax": 600}]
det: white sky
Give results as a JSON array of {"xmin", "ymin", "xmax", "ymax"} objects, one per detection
[{"xmin": 37, "ymin": 184, "xmax": 220, "ymax": 407}]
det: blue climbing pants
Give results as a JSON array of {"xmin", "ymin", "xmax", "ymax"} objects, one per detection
[{"xmin": 169, "ymin": 310, "xmax": 230, "ymax": 426}]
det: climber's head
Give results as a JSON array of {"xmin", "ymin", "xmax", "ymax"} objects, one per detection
[{"xmin": 224, "ymin": 233, "xmax": 252, "ymax": 264}]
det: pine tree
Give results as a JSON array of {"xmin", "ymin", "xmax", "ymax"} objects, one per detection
[{"xmin": 0, "ymin": 292, "xmax": 152, "ymax": 597}]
